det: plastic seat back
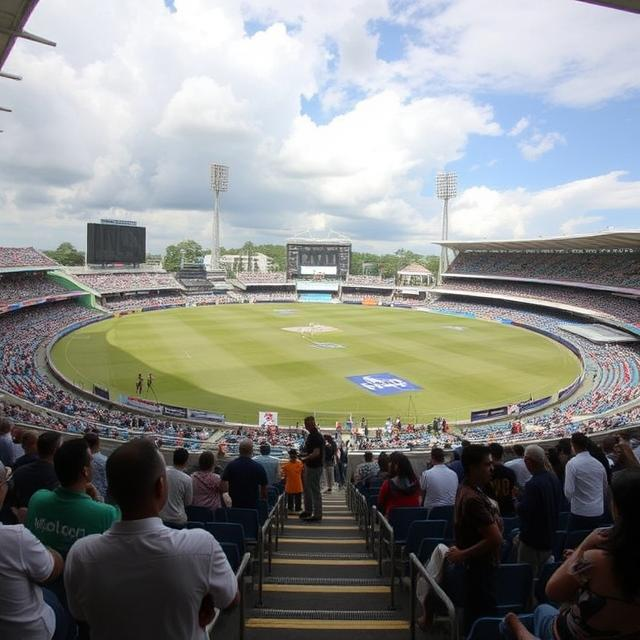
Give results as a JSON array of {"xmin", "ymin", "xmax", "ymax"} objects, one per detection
[
  {"xmin": 205, "ymin": 522, "xmax": 246, "ymax": 556},
  {"xmin": 218, "ymin": 508, "xmax": 259, "ymax": 543},
  {"xmin": 535, "ymin": 561, "xmax": 562, "ymax": 604},
  {"xmin": 565, "ymin": 529, "xmax": 592, "ymax": 551},
  {"xmin": 220, "ymin": 542, "xmax": 241, "ymax": 572},
  {"xmin": 495, "ymin": 563, "xmax": 534, "ymax": 615},
  {"xmin": 185, "ymin": 505, "xmax": 215, "ymax": 523},
  {"xmin": 388, "ymin": 507, "xmax": 429, "ymax": 543},
  {"xmin": 405, "ymin": 520, "xmax": 447, "ymax": 555}
]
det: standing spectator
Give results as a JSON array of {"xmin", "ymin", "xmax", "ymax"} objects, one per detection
[
  {"xmin": 378, "ymin": 452, "xmax": 421, "ymax": 516},
  {"xmin": 13, "ymin": 431, "xmax": 38, "ymax": 470},
  {"xmin": 377, "ymin": 452, "xmax": 390, "ymax": 482},
  {"xmin": 516, "ymin": 445, "xmax": 562, "ymax": 576},
  {"xmin": 448, "ymin": 440, "xmax": 470, "ymax": 483},
  {"xmin": 336, "ymin": 444, "xmax": 346, "ymax": 488},
  {"xmin": 159, "ymin": 448, "xmax": 193, "ymax": 527},
  {"xmin": 353, "ymin": 451, "xmax": 379, "ymax": 485},
  {"xmin": 9, "ymin": 432, "xmax": 61, "ymax": 511},
  {"xmin": 191, "ymin": 451, "xmax": 223, "ymax": 511},
  {"xmin": 26, "ymin": 438, "xmax": 119, "ymax": 557},
  {"xmin": 565, "ymin": 433, "xmax": 608, "ymax": 531},
  {"xmin": 0, "ymin": 417, "xmax": 15, "ymax": 467},
  {"xmin": 282, "ymin": 449, "xmax": 304, "ymax": 513},
  {"xmin": 83, "ymin": 433, "xmax": 107, "ymax": 501},
  {"xmin": 64, "ymin": 439, "xmax": 238, "ymax": 639},
  {"xmin": 448, "ymin": 444, "xmax": 503, "ymax": 633},
  {"xmin": 221, "ymin": 440, "xmax": 268, "ymax": 510},
  {"xmin": 487, "ymin": 443, "xmax": 517, "ymax": 516},
  {"xmin": 505, "ymin": 444, "xmax": 532, "ymax": 490},
  {"xmin": 11, "ymin": 427, "xmax": 24, "ymax": 461},
  {"xmin": 252, "ymin": 443, "xmax": 281, "ymax": 486},
  {"xmin": 323, "ymin": 435, "xmax": 337, "ymax": 493},
  {"xmin": 0, "ymin": 461, "xmax": 71, "ymax": 640},
  {"xmin": 420, "ymin": 447, "xmax": 458, "ymax": 509},
  {"xmin": 300, "ymin": 416, "xmax": 324, "ymax": 522}
]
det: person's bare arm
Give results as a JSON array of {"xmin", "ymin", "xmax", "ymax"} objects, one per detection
[
  {"xmin": 447, "ymin": 523, "xmax": 502, "ymax": 564},
  {"xmin": 302, "ymin": 446, "xmax": 321, "ymax": 464},
  {"xmin": 221, "ymin": 480, "xmax": 229, "ymax": 494},
  {"xmin": 260, "ymin": 484, "xmax": 268, "ymax": 500},
  {"xmin": 39, "ymin": 548, "xmax": 64, "ymax": 584}
]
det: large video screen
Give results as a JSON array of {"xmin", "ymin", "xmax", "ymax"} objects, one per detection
[
  {"xmin": 287, "ymin": 243, "xmax": 351, "ymax": 278},
  {"xmin": 87, "ymin": 223, "xmax": 146, "ymax": 264}
]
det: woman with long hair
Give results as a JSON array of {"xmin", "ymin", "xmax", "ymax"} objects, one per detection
[
  {"xmin": 377, "ymin": 452, "xmax": 420, "ymax": 516},
  {"xmin": 502, "ymin": 468, "xmax": 640, "ymax": 639}
]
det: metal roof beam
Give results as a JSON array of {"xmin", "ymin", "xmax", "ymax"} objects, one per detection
[
  {"xmin": 0, "ymin": 27, "xmax": 56, "ymax": 48},
  {"xmin": 0, "ymin": 70, "xmax": 22, "ymax": 80},
  {"xmin": 0, "ymin": 106, "xmax": 12, "ymax": 112}
]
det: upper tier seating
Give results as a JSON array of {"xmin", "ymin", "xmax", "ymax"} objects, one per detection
[
  {"xmin": 75, "ymin": 271, "xmax": 182, "ymax": 293},
  {"xmin": 0, "ymin": 273, "xmax": 68, "ymax": 306},
  {"xmin": 0, "ymin": 247, "xmax": 59, "ymax": 269}
]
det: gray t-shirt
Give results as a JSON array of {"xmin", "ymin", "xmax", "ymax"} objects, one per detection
[{"xmin": 159, "ymin": 467, "xmax": 193, "ymax": 524}]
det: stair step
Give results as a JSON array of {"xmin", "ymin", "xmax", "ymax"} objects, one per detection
[
  {"xmin": 246, "ymin": 609, "xmax": 404, "ymax": 621},
  {"xmin": 264, "ymin": 577, "xmax": 387, "ymax": 586},
  {"xmin": 273, "ymin": 552, "xmax": 372, "ymax": 560}
]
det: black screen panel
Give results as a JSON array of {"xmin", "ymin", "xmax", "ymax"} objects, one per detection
[{"xmin": 87, "ymin": 224, "xmax": 146, "ymax": 264}]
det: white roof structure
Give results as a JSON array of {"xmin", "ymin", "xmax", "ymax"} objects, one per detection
[
  {"xmin": 397, "ymin": 262, "xmax": 433, "ymax": 276},
  {"xmin": 436, "ymin": 230, "xmax": 640, "ymax": 252},
  {"xmin": 577, "ymin": 0, "xmax": 640, "ymax": 13}
]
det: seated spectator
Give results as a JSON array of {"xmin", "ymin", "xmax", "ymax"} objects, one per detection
[
  {"xmin": 159, "ymin": 448, "xmax": 193, "ymax": 527},
  {"xmin": 0, "ymin": 461, "xmax": 72, "ymax": 640},
  {"xmin": 448, "ymin": 444, "xmax": 503, "ymax": 633},
  {"xmin": 505, "ymin": 444, "xmax": 532, "ymax": 490},
  {"xmin": 253, "ymin": 442, "xmax": 281, "ymax": 486},
  {"xmin": 13, "ymin": 431, "xmax": 38, "ymax": 470},
  {"xmin": 420, "ymin": 447, "xmax": 458, "ymax": 509},
  {"xmin": 0, "ymin": 417, "xmax": 15, "ymax": 467},
  {"xmin": 354, "ymin": 451, "xmax": 379, "ymax": 485},
  {"xmin": 26, "ymin": 438, "xmax": 119, "ymax": 557},
  {"xmin": 282, "ymin": 449, "xmax": 304, "ymax": 513},
  {"xmin": 64, "ymin": 439, "xmax": 238, "ymax": 639},
  {"xmin": 9, "ymin": 432, "xmax": 61, "ymax": 513},
  {"xmin": 191, "ymin": 451, "xmax": 223, "ymax": 511},
  {"xmin": 516, "ymin": 445, "xmax": 562, "ymax": 577},
  {"xmin": 502, "ymin": 468, "xmax": 640, "ymax": 640},
  {"xmin": 377, "ymin": 452, "xmax": 421, "ymax": 516},
  {"xmin": 83, "ymin": 433, "xmax": 107, "ymax": 500},
  {"xmin": 486, "ymin": 442, "xmax": 517, "ymax": 516},
  {"xmin": 222, "ymin": 439, "xmax": 268, "ymax": 509}
]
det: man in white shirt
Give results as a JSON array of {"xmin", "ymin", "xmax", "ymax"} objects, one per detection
[
  {"xmin": 420, "ymin": 447, "xmax": 459, "ymax": 509},
  {"xmin": 564, "ymin": 432, "xmax": 608, "ymax": 531},
  {"xmin": 159, "ymin": 447, "xmax": 193, "ymax": 526},
  {"xmin": 253, "ymin": 443, "xmax": 282, "ymax": 486},
  {"xmin": 0, "ymin": 461, "xmax": 67, "ymax": 640},
  {"xmin": 65, "ymin": 439, "xmax": 238, "ymax": 640},
  {"xmin": 504, "ymin": 444, "xmax": 532, "ymax": 490}
]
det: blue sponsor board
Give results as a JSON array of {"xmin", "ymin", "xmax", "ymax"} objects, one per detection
[{"xmin": 347, "ymin": 373, "xmax": 421, "ymax": 396}]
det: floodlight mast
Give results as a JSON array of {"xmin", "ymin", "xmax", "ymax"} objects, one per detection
[
  {"xmin": 209, "ymin": 164, "xmax": 229, "ymax": 271},
  {"xmin": 436, "ymin": 171, "xmax": 457, "ymax": 285}
]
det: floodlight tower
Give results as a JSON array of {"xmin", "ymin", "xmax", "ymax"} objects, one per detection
[
  {"xmin": 209, "ymin": 164, "xmax": 229, "ymax": 271},
  {"xmin": 436, "ymin": 171, "xmax": 457, "ymax": 285}
]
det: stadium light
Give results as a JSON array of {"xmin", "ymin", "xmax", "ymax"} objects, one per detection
[
  {"xmin": 436, "ymin": 171, "xmax": 457, "ymax": 285},
  {"xmin": 209, "ymin": 164, "xmax": 229, "ymax": 271}
]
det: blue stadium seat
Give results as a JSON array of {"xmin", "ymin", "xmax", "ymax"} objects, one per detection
[
  {"xmin": 388, "ymin": 507, "xmax": 429, "ymax": 544},
  {"xmin": 428, "ymin": 505, "xmax": 455, "ymax": 538},
  {"xmin": 552, "ymin": 530, "xmax": 567, "ymax": 561},
  {"xmin": 501, "ymin": 516, "xmax": 520, "ymax": 539},
  {"xmin": 495, "ymin": 563, "xmax": 534, "ymax": 616},
  {"xmin": 564, "ymin": 529, "xmax": 592, "ymax": 551},
  {"xmin": 466, "ymin": 614, "xmax": 534, "ymax": 640},
  {"xmin": 185, "ymin": 505, "xmax": 215, "ymax": 523},
  {"xmin": 216, "ymin": 508, "xmax": 259, "ymax": 544},
  {"xmin": 417, "ymin": 537, "xmax": 443, "ymax": 564},
  {"xmin": 186, "ymin": 521, "xmax": 205, "ymax": 530},
  {"xmin": 535, "ymin": 561, "xmax": 562, "ymax": 605},
  {"xmin": 204, "ymin": 522, "xmax": 246, "ymax": 557},
  {"xmin": 405, "ymin": 520, "xmax": 447, "ymax": 556},
  {"xmin": 220, "ymin": 542, "xmax": 241, "ymax": 572}
]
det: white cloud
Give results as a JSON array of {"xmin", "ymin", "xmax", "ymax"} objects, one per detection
[
  {"xmin": 518, "ymin": 132, "xmax": 566, "ymax": 161},
  {"xmin": 508, "ymin": 117, "xmax": 529, "ymax": 137},
  {"xmin": 560, "ymin": 215, "xmax": 605, "ymax": 236}
]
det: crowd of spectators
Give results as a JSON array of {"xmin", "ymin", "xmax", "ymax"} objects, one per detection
[
  {"xmin": 345, "ymin": 274, "xmax": 395, "ymax": 286},
  {"xmin": 236, "ymin": 271, "xmax": 287, "ymax": 284},
  {"xmin": 0, "ymin": 273, "xmax": 69, "ymax": 307},
  {"xmin": 74, "ymin": 271, "xmax": 182, "ymax": 294},
  {"xmin": 437, "ymin": 278, "xmax": 640, "ymax": 323},
  {"xmin": 0, "ymin": 247, "xmax": 58, "ymax": 269},
  {"xmin": 238, "ymin": 291, "xmax": 298, "ymax": 302},
  {"xmin": 341, "ymin": 292, "xmax": 390, "ymax": 304},
  {"xmin": 448, "ymin": 250, "xmax": 640, "ymax": 289},
  {"xmin": 102, "ymin": 295, "xmax": 187, "ymax": 311}
]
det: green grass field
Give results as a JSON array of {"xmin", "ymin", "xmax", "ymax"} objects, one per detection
[{"xmin": 50, "ymin": 304, "xmax": 582, "ymax": 425}]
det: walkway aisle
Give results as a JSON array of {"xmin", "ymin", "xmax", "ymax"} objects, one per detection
[{"xmin": 245, "ymin": 489, "xmax": 410, "ymax": 640}]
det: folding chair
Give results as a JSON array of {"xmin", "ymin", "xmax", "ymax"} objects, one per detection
[{"xmin": 495, "ymin": 563, "xmax": 534, "ymax": 616}]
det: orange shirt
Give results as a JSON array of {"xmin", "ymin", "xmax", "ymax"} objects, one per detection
[{"xmin": 282, "ymin": 459, "xmax": 304, "ymax": 494}]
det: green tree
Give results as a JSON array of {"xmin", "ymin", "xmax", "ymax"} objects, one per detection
[
  {"xmin": 44, "ymin": 242, "xmax": 85, "ymax": 266},
  {"xmin": 163, "ymin": 239, "xmax": 205, "ymax": 272}
]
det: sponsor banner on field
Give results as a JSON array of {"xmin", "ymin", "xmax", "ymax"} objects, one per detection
[
  {"xmin": 161, "ymin": 403, "xmax": 189, "ymax": 419},
  {"xmin": 518, "ymin": 396, "xmax": 552, "ymax": 413},
  {"xmin": 93, "ymin": 385, "xmax": 109, "ymax": 400},
  {"xmin": 347, "ymin": 373, "xmax": 421, "ymax": 396},
  {"xmin": 259, "ymin": 411, "xmax": 278, "ymax": 427},
  {"xmin": 119, "ymin": 395, "xmax": 162, "ymax": 414},
  {"xmin": 188, "ymin": 408, "xmax": 225, "ymax": 423},
  {"xmin": 470, "ymin": 405, "xmax": 509, "ymax": 422}
]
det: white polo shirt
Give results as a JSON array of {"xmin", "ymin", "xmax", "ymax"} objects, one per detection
[
  {"xmin": 159, "ymin": 467, "xmax": 193, "ymax": 524},
  {"xmin": 420, "ymin": 464, "xmax": 459, "ymax": 509},
  {"xmin": 564, "ymin": 451, "xmax": 608, "ymax": 517},
  {"xmin": 505, "ymin": 457, "xmax": 532, "ymax": 489},
  {"xmin": 64, "ymin": 517, "xmax": 237, "ymax": 640},
  {"xmin": 0, "ymin": 524, "xmax": 55, "ymax": 640}
]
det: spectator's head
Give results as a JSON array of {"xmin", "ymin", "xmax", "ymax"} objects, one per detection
[
  {"xmin": 107, "ymin": 440, "xmax": 167, "ymax": 518},
  {"xmin": 488, "ymin": 443, "xmax": 504, "ymax": 463},
  {"xmin": 239, "ymin": 439, "xmax": 254, "ymax": 457},
  {"xmin": 84, "ymin": 431, "xmax": 100, "ymax": 453},
  {"xmin": 21, "ymin": 431, "xmax": 38, "ymax": 455},
  {"xmin": 198, "ymin": 450, "xmax": 215, "ymax": 472},
  {"xmin": 363, "ymin": 451, "xmax": 374, "ymax": 463},
  {"xmin": 557, "ymin": 438, "xmax": 572, "ymax": 463},
  {"xmin": 462, "ymin": 444, "xmax": 492, "ymax": 485},
  {"xmin": 37, "ymin": 432, "xmax": 62, "ymax": 460},
  {"xmin": 571, "ymin": 432, "xmax": 590, "ymax": 455},
  {"xmin": 288, "ymin": 449, "xmax": 298, "ymax": 460},
  {"xmin": 11, "ymin": 426, "xmax": 23, "ymax": 445},
  {"xmin": 377, "ymin": 452, "xmax": 389, "ymax": 472},
  {"xmin": 602, "ymin": 436, "xmax": 617, "ymax": 456},
  {"xmin": 0, "ymin": 417, "xmax": 13, "ymax": 435},
  {"xmin": 524, "ymin": 445, "xmax": 546, "ymax": 473},
  {"xmin": 173, "ymin": 447, "xmax": 189, "ymax": 468},
  {"xmin": 512, "ymin": 444, "xmax": 525, "ymax": 458},
  {"xmin": 431, "ymin": 447, "xmax": 445, "ymax": 465},
  {"xmin": 389, "ymin": 453, "xmax": 416, "ymax": 483},
  {"xmin": 54, "ymin": 438, "xmax": 92, "ymax": 489},
  {"xmin": 304, "ymin": 416, "xmax": 317, "ymax": 432},
  {"xmin": 260, "ymin": 443, "xmax": 271, "ymax": 456},
  {"xmin": 607, "ymin": 468, "xmax": 640, "ymax": 597}
]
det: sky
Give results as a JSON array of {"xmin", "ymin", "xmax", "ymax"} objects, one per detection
[{"xmin": 1, "ymin": 0, "xmax": 639, "ymax": 255}]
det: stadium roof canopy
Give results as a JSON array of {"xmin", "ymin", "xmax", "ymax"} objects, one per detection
[
  {"xmin": 576, "ymin": 0, "xmax": 640, "ymax": 14},
  {"xmin": 436, "ymin": 230, "xmax": 640, "ymax": 252}
]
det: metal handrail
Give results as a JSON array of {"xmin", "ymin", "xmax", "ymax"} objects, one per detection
[
  {"xmin": 376, "ymin": 508, "xmax": 396, "ymax": 609},
  {"xmin": 257, "ymin": 513, "xmax": 273, "ymax": 606},
  {"xmin": 236, "ymin": 552, "xmax": 252, "ymax": 640},
  {"xmin": 409, "ymin": 552, "xmax": 457, "ymax": 640}
]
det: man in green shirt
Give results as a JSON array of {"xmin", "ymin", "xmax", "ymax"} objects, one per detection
[{"xmin": 27, "ymin": 438, "xmax": 119, "ymax": 557}]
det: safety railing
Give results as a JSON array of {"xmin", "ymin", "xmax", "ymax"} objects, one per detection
[
  {"xmin": 375, "ymin": 507, "xmax": 396, "ymax": 609},
  {"xmin": 409, "ymin": 552, "xmax": 457, "ymax": 640},
  {"xmin": 257, "ymin": 492, "xmax": 286, "ymax": 606}
]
